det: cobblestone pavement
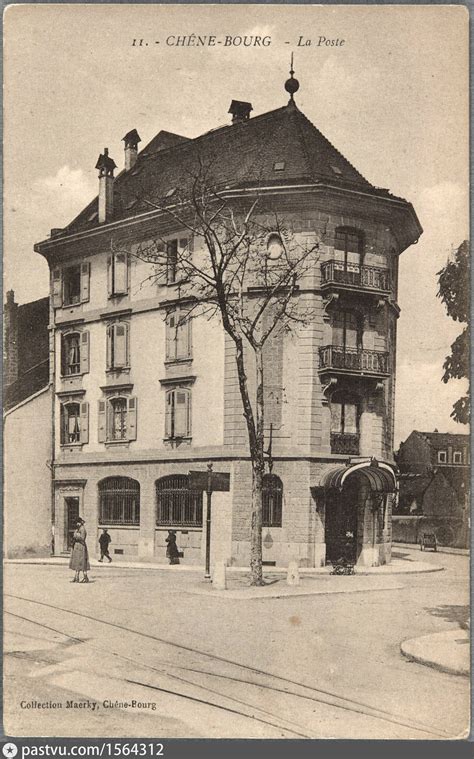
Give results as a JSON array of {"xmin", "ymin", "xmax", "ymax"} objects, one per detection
[{"xmin": 3, "ymin": 547, "xmax": 470, "ymax": 740}]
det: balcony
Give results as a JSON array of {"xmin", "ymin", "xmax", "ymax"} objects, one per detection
[
  {"xmin": 321, "ymin": 261, "xmax": 391, "ymax": 296},
  {"xmin": 319, "ymin": 345, "xmax": 390, "ymax": 378},
  {"xmin": 331, "ymin": 432, "xmax": 360, "ymax": 455}
]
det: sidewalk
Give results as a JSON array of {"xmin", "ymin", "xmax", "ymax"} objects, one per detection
[
  {"xmin": 5, "ymin": 554, "xmax": 443, "ymax": 576},
  {"xmin": 401, "ymin": 629, "xmax": 470, "ymax": 677}
]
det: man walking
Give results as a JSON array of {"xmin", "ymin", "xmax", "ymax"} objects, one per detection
[{"xmin": 98, "ymin": 529, "xmax": 112, "ymax": 562}]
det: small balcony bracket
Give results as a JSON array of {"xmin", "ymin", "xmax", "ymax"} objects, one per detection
[
  {"xmin": 321, "ymin": 376, "xmax": 338, "ymax": 406},
  {"xmin": 322, "ymin": 292, "xmax": 339, "ymax": 323}
]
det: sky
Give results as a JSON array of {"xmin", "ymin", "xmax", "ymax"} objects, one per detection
[{"xmin": 4, "ymin": 4, "xmax": 469, "ymax": 446}]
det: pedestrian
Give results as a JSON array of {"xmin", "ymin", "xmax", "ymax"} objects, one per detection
[
  {"xmin": 69, "ymin": 517, "xmax": 90, "ymax": 583},
  {"xmin": 165, "ymin": 530, "xmax": 180, "ymax": 565},
  {"xmin": 98, "ymin": 529, "xmax": 112, "ymax": 563}
]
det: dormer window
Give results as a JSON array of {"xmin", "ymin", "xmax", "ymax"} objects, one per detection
[
  {"xmin": 453, "ymin": 451, "xmax": 463, "ymax": 464},
  {"xmin": 438, "ymin": 450, "xmax": 447, "ymax": 464}
]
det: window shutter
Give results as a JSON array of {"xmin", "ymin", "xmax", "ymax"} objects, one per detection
[
  {"xmin": 175, "ymin": 390, "xmax": 188, "ymax": 437},
  {"xmin": 52, "ymin": 268, "xmax": 62, "ymax": 308},
  {"xmin": 114, "ymin": 252, "xmax": 128, "ymax": 294},
  {"xmin": 60, "ymin": 334, "xmax": 67, "ymax": 376},
  {"xmin": 128, "ymin": 396, "xmax": 137, "ymax": 441},
  {"xmin": 80, "ymin": 262, "xmax": 90, "ymax": 302},
  {"xmin": 80, "ymin": 331, "xmax": 90, "ymax": 374},
  {"xmin": 177, "ymin": 316, "xmax": 191, "ymax": 359},
  {"xmin": 107, "ymin": 254, "xmax": 113, "ymax": 296},
  {"xmin": 98, "ymin": 400, "xmax": 106, "ymax": 442},
  {"xmin": 166, "ymin": 314, "xmax": 176, "ymax": 360},
  {"xmin": 166, "ymin": 240, "xmax": 178, "ymax": 283},
  {"xmin": 80, "ymin": 402, "xmax": 89, "ymax": 444},
  {"xmin": 106, "ymin": 324, "xmax": 112, "ymax": 369},
  {"xmin": 60, "ymin": 403, "xmax": 65, "ymax": 445},
  {"xmin": 114, "ymin": 323, "xmax": 127, "ymax": 367},
  {"xmin": 165, "ymin": 391, "xmax": 173, "ymax": 438}
]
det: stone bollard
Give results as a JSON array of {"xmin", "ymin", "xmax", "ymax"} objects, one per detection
[
  {"xmin": 287, "ymin": 561, "xmax": 300, "ymax": 586},
  {"xmin": 212, "ymin": 561, "xmax": 227, "ymax": 590}
]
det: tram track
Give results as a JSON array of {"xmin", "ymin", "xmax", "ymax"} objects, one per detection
[{"xmin": 5, "ymin": 593, "xmax": 450, "ymax": 738}]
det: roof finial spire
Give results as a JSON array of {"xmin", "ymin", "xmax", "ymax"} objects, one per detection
[{"xmin": 284, "ymin": 53, "xmax": 300, "ymax": 104}]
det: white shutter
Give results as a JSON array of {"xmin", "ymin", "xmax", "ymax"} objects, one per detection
[
  {"xmin": 166, "ymin": 313, "xmax": 176, "ymax": 360},
  {"xmin": 113, "ymin": 324, "xmax": 127, "ymax": 367},
  {"xmin": 106, "ymin": 324, "xmax": 113, "ymax": 369},
  {"xmin": 52, "ymin": 268, "xmax": 62, "ymax": 308},
  {"xmin": 114, "ymin": 252, "xmax": 128, "ymax": 294},
  {"xmin": 60, "ymin": 404, "xmax": 66, "ymax": 445},
  {"xmin": 177, "ymin": 316, "xmax": 191, "ymax": 359},
  {"xmin": 165, "ymin": 391, "xmax": 173, "ymax": 438},
  {"xmin": 80, "ymin": 331, "xmax": 90, "ymax": 374},
  {"xmin": 107, "ymin": 254, "xmax": 113, "ymax": 296},
  {"xmin": 80, "ymin": 262, "xmax": 90, "ymax": 302},
  {"xmin": 98, "ymin": 400, "xmax": 106, "ymax": 442},
  {"xmin": 175, "ymin": 390, "xmax": 188, "ymax": 437},
  {"xmin": 128, "ymin": 396, "xmax": 137, "ymax": 440},
  {"xmin": 80, "ymin": 402, "xmax": 89, "ymax": 444}
]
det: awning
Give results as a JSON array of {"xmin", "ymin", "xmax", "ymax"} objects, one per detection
[{"xmin": 320, "ymin": 459, "xmax": 397, "ymax": 493}]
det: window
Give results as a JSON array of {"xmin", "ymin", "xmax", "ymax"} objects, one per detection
[
  {"xmin": 61, "ymin": 331, "xmax": 89, "ymax": 376},
  {"xmin": 273, "ymin": 161, "xmax": 285, "ymax": 171},
  {"xmin": 107, "ymin": 322, "xmax": 130, "ymax": 370},
  {"xmin": 438, "ymin": 450, "xmax": 447, "ymax": 464},
  {"xmin": 166, "ymin": 311, "xmax": 191, "ymax": 361},
  {"xmin": 453, "ymin": 451, "xmax": 462, "ymax": 464},
  {"xmin": 333, "ymin": 309, "xmax": 363, "ymax": 350},
  {"xmin": 99, "ymin": 476, "xmax": 140, "ymax": 525},
  {"xmin": 98, "ymin": 395, "xmax": 137, "ymax": 443},
  {"xmin": 166, "ymin": 240, "xmax": 178, "ymax": 284},
  {"xmin": 334, "ymin": 228, "xmax": 363, "ymax": 271},
  {"xmin": 52, "ymin": 262, "xmax": 90, "ymax": 308},
  {"xmin": 330, "ymin": 393, "xmax": 360, "ymax": 454},
  {"xmin": 60, "ymin": 401, "xmax": 89, "ymax": 445},
  {"xmin": 262, "ymin": 474, "xmax": 283, "ymax": 527},
  {"xmin": 156, "ymin": 475, "xmax": 203, "ymax": 526},
  {"xmin": 165, "ymin": 387, "xmax": 191, "ymax": 439},
  {"xmin": 107, "ymin": 251, "xmax": 129, "ymax": 297},
  {"xmin": 266, "ymin": 233, "xmax": 284, "ymax": 261}
]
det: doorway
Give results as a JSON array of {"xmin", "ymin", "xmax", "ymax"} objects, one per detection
[
  {"xmin": 65, "ymin": 497, "xmax": 80, "ymax": 550},
  {"xmin": 325, "ymin": 480, "xmax": 359, "ymax": 563}
]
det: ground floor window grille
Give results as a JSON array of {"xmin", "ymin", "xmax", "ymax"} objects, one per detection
[
  {"xmin": 262, "ymin": 474, "xmax": 283, "ymax": 527},
  {"xmin": 99, "ymin": 476, "xmax": 140, "ymax": 525},
  {"xmin": 156, "ymin": 474, "xmax": 203, "ymax": 527}
]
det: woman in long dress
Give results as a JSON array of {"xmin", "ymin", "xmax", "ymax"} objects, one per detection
[
  {"xmin": 69, "ymin": 517, "xmax": 90, "ymax": 583},
  {"xmin": 165, "ymin": 530, "xmax": 180, "ymax": 565}
]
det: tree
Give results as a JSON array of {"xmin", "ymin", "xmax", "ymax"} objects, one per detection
[
  {"xmin": 130, "ymin": 162, "xmax": 320, "ymax": 585},
  {"xmin": 437, "ymin": 240, "xmax": 470, "ymax": 424}
]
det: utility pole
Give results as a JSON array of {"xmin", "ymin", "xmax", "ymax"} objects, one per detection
[{"xmin": 205, "ymin": 462, "xmax": 213, "ymax": 579}]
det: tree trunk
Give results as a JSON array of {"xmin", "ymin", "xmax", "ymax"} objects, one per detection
[{"xmin": 249, "ymin": 347, "xmax": 265, "ymax": 585}]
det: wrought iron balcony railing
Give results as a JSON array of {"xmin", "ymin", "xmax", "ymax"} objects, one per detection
[
  {"xmin": 321, "ymin": 261, "xmax": 391, "ymax": 293},
  {"xmin": 331, "ymin": 432, "xmax": 360, "ymax": 455},
  {"xmin": 319, "ymin": 345, "xmax": 390, "ymax": 376}
]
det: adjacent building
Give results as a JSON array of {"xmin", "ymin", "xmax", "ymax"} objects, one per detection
[
  {"xmin": 3, "ymin": 291, "xmax": 52, "ymax": 557},
  {"xmin": 33, "ymin": 79, "xmax": 422, "ymax": 568},
  {"xmin": 393, "ymin": 430, "xmax": 470, "ymax": 548}
]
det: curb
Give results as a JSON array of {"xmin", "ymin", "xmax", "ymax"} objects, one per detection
[{"xmin": 400, "ymin": 630, "xmax": 470, "ymax": 678}]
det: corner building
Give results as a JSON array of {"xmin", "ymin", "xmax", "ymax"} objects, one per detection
[{"xmin": 35, "ymin": 89, "xmax": 422, "ymax": 568}]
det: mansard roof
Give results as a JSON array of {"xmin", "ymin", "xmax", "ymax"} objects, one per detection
[{"xmin": 54, "ymin": 102, "xmax": 417, "ymax": 238}]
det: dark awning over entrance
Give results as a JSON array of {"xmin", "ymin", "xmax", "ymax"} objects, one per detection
[{"xmin": 320, "ymin": 459, "xmax": 397, "ymax": 493}]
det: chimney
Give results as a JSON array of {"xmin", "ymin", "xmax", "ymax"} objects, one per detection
[
  {"xmin": 4, "ymin": 290, "xmax": 19, "ymax": 387},
  {"xmin": 122, "ymin": 129, "xmax": 141, "ymax": 171},
  {"xmin": 95, "ymin": 148, "xmax": 117, "ymax": 223},
  {"xmin": 228, "ymin": 100, "xmax": 253, "ymax": 124}
]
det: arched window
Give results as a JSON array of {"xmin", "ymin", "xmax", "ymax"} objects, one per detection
[
  {"xmin": 156, "ymin": 475, "xmax": 203, "ymax": 527},
  {"xmin": 165, "ymin": 387, "xmax": 192, "ymax": 439},
  {"xmin": 99, "ymin": 477, "xmax": 140, "ymax": 525},
  {"xmin": 61, "ymin": 331, "xmax": 89, "ymax": 376},
  {"xmin": 262, "ymin": 474, "xmax": 283, "ymax": 527},
  {"xmin": 330, "ymin": 392, "xmax": 360, "ymax": 455},
  {"xmin": 334, "ymin": 227, "xmax": 363, "ymax": 271}
]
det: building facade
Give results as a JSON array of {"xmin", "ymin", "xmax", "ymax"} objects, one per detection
[
  {"xmin": 393, "ymin": 430, "xmax": 470, "ymax": 548},
  {"xmin": 34, "ymin": 85, "xmax": 422, "ymax": 568},
  {"xmin": 4, "ymin": 291, "xmax": 52, "ymax": 557}
]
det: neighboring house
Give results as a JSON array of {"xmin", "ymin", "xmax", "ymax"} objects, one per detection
[
  {"xmin": 393, "ymin": 430, "xmax": 470, "ymax": 548},
  {"xmin": 3, "ymin": 291, "xmax": 52, "ymax": 557},
  {"xmin": 33, "ymin": 76, "xmax": 422, "ymax": 568}
]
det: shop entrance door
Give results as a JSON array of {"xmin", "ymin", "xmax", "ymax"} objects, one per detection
[
  {"xmin": 325, "ymin": 486, "xmax": 358, "ymax": 564},
  {"xmin": 65, "ymin": 497, "xmax": 80, "ymax": 550}
]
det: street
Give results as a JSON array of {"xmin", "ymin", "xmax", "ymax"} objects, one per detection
[{"xmin": 3, "ymin": 547, "xmax": 470, "ymax": 739}]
